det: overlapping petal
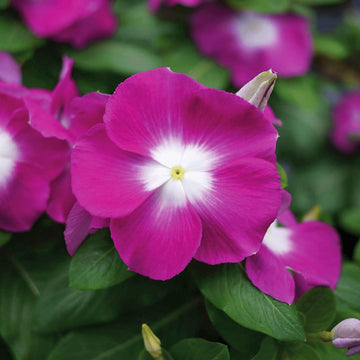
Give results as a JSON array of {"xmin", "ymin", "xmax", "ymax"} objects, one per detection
[
  {"xmin": 71, "ymin": 124, "xmax": 165, "ymax": 218},
  {"xmin": 111, "ymin": 187, "xmax": 202, "ymax": 280},
  {"xmin": 105, "ymin": 68, "xmax": 278, "ymax": 164},
  {"xmin": 192, "ymin": 158, "xmax": 281, "ymax": 264}
]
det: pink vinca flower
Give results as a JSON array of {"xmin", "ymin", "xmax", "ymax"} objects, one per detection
[
  {"xmin": 191, "ymin": 3, "xmax": 313, "ymax": 86},
  {"xmin": 25, "ymin": 57, "xmax": 109, "ymax": 223},
  {"xmin": 246, "ymin": 191, "xmax": 341, "ymax": 304},
  {"xmin": 0, "ymin": 90, "xmax": 69, "ymax": 231},
  {"xmin": 149, "ymin": 0, "xmax": 206, "ymax": 12},
  {"xmin": 70, "ymin": 67, "xmax": 281, "ymax": 280},
  {"xmin": 0, "ymin": 52, "xmax": 21, "ymax": 85},
  {"xmin": 331, "ymin": 89, "xmax": 360, "ymax": 153},
  {"xmin": 11, "ymin": 0, "xmax": 117, "ymax": 48}
]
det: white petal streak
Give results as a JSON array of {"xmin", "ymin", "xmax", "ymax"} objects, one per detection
[
  {"xmin": 263, "ymin": 220, "xmax": 292, "ymax": 255},
  {"xmin": 237, "ymin": 13, "xmax": 278, "ymax": 49},
  {"xmin": 182, "ymin": 170, "xmax": 213, "ymax": 204},
  {"xmin": 158, "ymin": 179, "xmax": 187, "ymax": 209},
  {"xmin": 140, "ymin": 161, "xmax": 170, "ymax": 191},
  {"xmin": 150, "ymin": 138, "xmax": 184, "ymax": 168},
  {"xmin": 181, "ymin": 144, "xmax": 217, "ymax": 171},
  {"xmin": 0, "ymin": 129, "xmax": 18, "ymax": 186}
]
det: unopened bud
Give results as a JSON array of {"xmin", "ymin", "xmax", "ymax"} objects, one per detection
[
  {"xmin": 142, "ymin": 324, "xmax": 162, "ymax": 359},
  {"xmin": 236, "ymin": 69, "xmax": 277, "ymax": 112},
  {"xmin": 332, "ymin": 318, "xmax": 360, "ymax": 356}
]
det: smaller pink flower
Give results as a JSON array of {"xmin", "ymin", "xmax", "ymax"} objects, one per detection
[
  {"xmin": 191, "ymin": 3, "xmax": 313, "ymax": 86},
  {"xmin": 0, "ymin": 91, "xmax": 68, "ymax": 232},
  {"xmin": 246, "ymin": 191, "xmax": 341, "ymax": 304},
  {"xmin": 331, "ymin": 90, "xmax": 360, "ymax": 153},
  {"xmin": 11, "ymin": 0, "xmax": 117, "ymax": 48},
  {"xmin": 26, "ymin": 57, "xmax": 109, "ymax": 223},
  {"xmin": 332, "ymin": 318, "xmax": 360, "ymax": 357},
  {"xmin": 149, "ymin": 0, "xmax": 206, "ymax": 11},
  {"xmin": 0, "ymin": 52, "xmax": 21, "ymax": 85}
]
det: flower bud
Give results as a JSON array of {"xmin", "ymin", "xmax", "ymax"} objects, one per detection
[
  {"xmin": 236, "ymin": 70, "xmax": 277, "ymax": 112},
  {"xmin": 142, "ymin": 324, "xmax": 162, "ymax": 359},
  {"xmin": 332, "ymin": 318, "xmax": 360, "ymax": 356}
]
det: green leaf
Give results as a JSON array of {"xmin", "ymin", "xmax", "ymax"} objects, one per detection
[
  {"xmin": 193, "ymin": 263, "xmax": 305, "ymax": 342},
  {"xmin": 205, "ymin": 301, "xmax": 263, "ymax": 358},
  {"xmin": 339, "ymin": 208, "xmax": 360, "ymax": 236},
  {"xmin": 33, "ymin": 259, "xmax": 124, "ymax": 333},
  {"xmin": 171, "ymin": 338, "xmax": 230, "ymax": 360},
  {"xmin": 274, "ymin": 76, "xmax": 333, "ymax": 161},
  {"xmin": 225, "ymin": 0, "xmax": 290, "ymax": 13},
  {"xmin": 296, "ymin": 287, "xmax": 336, "ymax": 332},
  {"xmin": 47, "ymin": 298, "xmax": 202, "ymax": 360},
  {"xmin": 164, "ymin": 44, "xmax": 229, "ymax": 89},
  {"xmin": 251, "ymin": 337, "xmax": 280, "ymax": 360},
  {"xmin": 0, "ymin": 0, "xmax": 9, "ymax": 9},
  {"xmin": 277, "ymin": 163, "xmax": 288, "ymax": 189},
  {"xmin": 0, "ymin": 253, "xmax": 57, "ymax": 360},
  {"xmin": 310, "ymin": 343, "xmax": 360, "ymax": 360},
  {"xmin": 283, "ymin": 343, "xmax": 321, "ymax": 360},
  {"xmin": 314, "ymin": 34, "xmax": 349, "ymax": 59},
  {"xmin": 0, "ymin": 15, "xmax": 43, "ymax": 52},
  {"xmin": 69, "ymin": 41, "xmax": 162, "ymax": 75},
  {"xmin": 0, "ymin": 231, "xmax": 11, "ymax": 247},
  {"xmin": 69, "ymin": 229, "xmax": 133, "ymax": 290},
  {"xmin": 286, "ymin": 160, "xmax": 348, "ymax": 215},
  {"xmin": 335, "ymin": 262, "xmax": 360, "ymax": 319}
]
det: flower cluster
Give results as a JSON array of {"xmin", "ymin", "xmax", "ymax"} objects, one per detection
[{"xmin": 0, "ymin": 52, "xmax": 341, "ymax": 304}]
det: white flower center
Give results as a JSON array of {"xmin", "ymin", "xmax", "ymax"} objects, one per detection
[
  {"xmin": 141, "ymin": 139, "xmax": 216, "ymax": 207},
  {"xmin": 237, "ymin": 13, "xmax": 278, "ymax": 49},
  {"xmin": 0, "ymin": 129, "xmax": 18, "ymax": 186},
  {"xmin": 262, "ymin": 220, "xmax": 292, "ymax": 255}
]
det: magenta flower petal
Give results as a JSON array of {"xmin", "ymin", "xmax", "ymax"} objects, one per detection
[
  {"xmin": 53, "ymin": 2, "xmax": 117, "ymax": 49},
  {"xmin": 64, "ymin": 201, "xmax": 93, "ymax": 256},
  {"xmin": 246, "ymin": 245, "xmax": 295, "ymax": 304},
  {"xmin": 111, "ymin": 190, "xmax": 202, "ymax": 280},
  {"xmin": 47, "ymin": 167, "xmax": 76, "ymax": 223},
  {"xmin": 247, "ymin": 215, "xmax": 341, "ymax": 303},
  {"xmin": 193, "ymin": 158, "xmax": 281, "ymax": 264},
  {"xmin": 67, "ymin": 92, "xmax": 109, "ymax": 139},
  {"xmin": 281, "ymin": 221, "xmax": 341, "ymax": 288},
  {"xmin": 105, "ymin": 68, "xmax": 278, "ymax": 164},
  {"xmin": 331, "ymin": 90, "xmax": 360, "ymax": 153},
  {"xmin": 191, "ymin": 3, "xmax": 313, "ymax": 86},
  {"xmin": 0, "ymin": 52, "xmax": 21, "ymax": 84},
  {"xmin": 26, "ymin": 97, "xmax": 74, "ymax": 142},
  {"xmin": 71, "ymin": 124, "xmax": 161, "ymax": 218},
  {"xmin": 14, "ymin": 117, "xmax": 69, "ymax": 180},
  {"xmin": 12, "ymin": 0, "xmax": 117, "ymax": 48},
  {"xmin": 0, "ymin": 163, "xmax": 50, "ymax": 231},
  {"xmin": 104, "ymin": 68, "xmax": 204, "ymax": 158}
]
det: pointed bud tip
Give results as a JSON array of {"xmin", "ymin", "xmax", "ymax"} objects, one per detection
[
  {"xmin": 236, "ymin": 70, "xmax": 277, "ymax": 112},
  {"xmin": 142, "ymin": 324, "xmax": 162, "ymax": 358}
]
